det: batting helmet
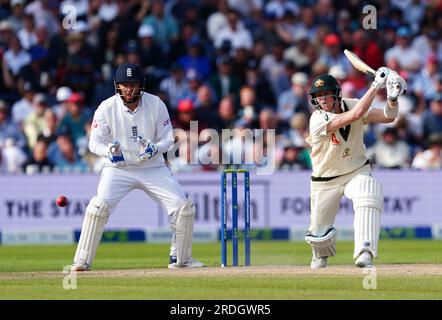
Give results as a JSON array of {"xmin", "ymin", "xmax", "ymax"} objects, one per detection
[
  {"xmin": 309, "ymin": 74, "xmax": 341, "ymax": 109},
  {"xmin": 114, "ymin": 63, "xmax": 144, "ymax": 105}
]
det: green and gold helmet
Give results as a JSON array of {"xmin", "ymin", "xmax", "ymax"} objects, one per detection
[{"xmin": 309, "ymin": 74, "xmax": 341, "ymax": 108}]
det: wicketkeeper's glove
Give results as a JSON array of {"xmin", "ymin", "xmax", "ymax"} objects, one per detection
[
  {"xmin": 138, "ymin": 137, "xmax": 158, "ymax": 161},
  {"xmin": 107, "ymin": 142, "xmax": 126, "ymax": 167}
]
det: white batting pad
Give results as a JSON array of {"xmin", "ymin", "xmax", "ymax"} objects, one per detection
[
  {"xmin": 73, "ymin": 197, "xmax": 110, "ymax": 268},
  {"xmin": 305, "ymin": 227, "xmax": 337, "ymax": 258},
  {"xmin": 174, "ymin": 200, "xmax": 195, "ymax": 266},
  {"xmin": 353, "ymin": 207, "xmax": 381, "ymax": 258},
  {"xmin": 349, "ymin": 176, "xmax": 383, "ymax": 258}
]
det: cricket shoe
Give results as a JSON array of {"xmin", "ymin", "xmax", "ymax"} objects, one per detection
[
  {"xmin": 168, "ymin": 256, "xmax": 205, "ymax": 269},
  {"xmin": 310, "ymin": 255, "xmax": 328, "ymax": 269},
  {"xmin": 71, "ymin": 262, "xmax": 91, "ymax": 271},
  {"xmin": 355, "ymin": 250, "xmax": 374, "ymax": 268}
]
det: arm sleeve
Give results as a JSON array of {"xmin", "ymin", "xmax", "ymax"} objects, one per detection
[
  {"xmin": 88, "ymin": 107, "xmax": 111, "ymax": 157},
  {"xmin": 154, "ymin": 98, "xmax": 174, "ymax": 154},
  {"xmin": 309, "ymin": 111, "xmax": 336, "ymax": 140}
]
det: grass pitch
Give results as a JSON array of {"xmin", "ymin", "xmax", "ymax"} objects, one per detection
[{"xmin": 0, "ymin": 240, "xmax": 441, "ymax": 300}]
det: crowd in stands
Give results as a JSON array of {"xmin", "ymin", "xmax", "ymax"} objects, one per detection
[{"xmin": 0, "ymin": 0, "xmax": 441, "ymax": 174}]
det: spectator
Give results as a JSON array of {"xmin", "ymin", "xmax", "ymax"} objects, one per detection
[
  {"xmin": 351, "ymin": 30, "xmax": 383, "ymax": 71},
  {"xmin": 22, "ymin": 139, "xmax": 53, "ymax": 174},
  {"xmin": 47, "ymin": 133, "xmax": 87, "ymax": 172},
  {"xmin": 412, "ymin": 133, "xmax": 442, "ymax": 170},
  {"xmin": 283, "ymin": 29, "xmax": 317, "ymax": 73},
  {"xmin": 286, "ymin": 112, "xmax": 309, "ymax": 149},
  {"xmin": 243, "ymin": 59, "xmax": 276, "ymax": 107},
  {"xmin": 0, "ymin": 100, "xmax": 26, "ymax": 149},
  {"xmin": 384, "ymin": 26, "xmax": 422, "ymax": 73},
  {"xmin": 194, "ymin": 85, "xmax": 219, "ymax": 129},
  {"xmin": 214, "ymin": 8, "xmax": 253, "ymax": 51},
  {"xmin": 137, "ymin": 24, "xmax": 166, "ymax": 69},
  {"xmin": 235, "ymin": 86, "xmax": 259, "ymax": 129},
  {"xmin": 182, "ymin": 68, "xmax": 203, "ymax": 104},
  {"xmin": 159, "ymin": 62, "xmax": 190, "ymax": 111},
  {"xmin": 142, "ymin": 0, "xmax": 179, "ymax": 53},
  {"xmin": 413, "ymin": 54, "xmax": 440, "ymax": 102},
  {"xmin": 11, "ymin": 81, "xmax": 36, "ymax": 127},
  {"xmin": 422, "ymin": 92, "xmax": 442, "ymax": 141},
  {"xmin": 3, "ymin": 36, "xmax": 31, "ymax": 77},
  {"xmin": 206, "ymin": 0, "xmax": 230, "ymax": 41},
  {"xmin": 0, "ymin": 137, "xmax": 27, "ymax": 173},
  {"xmin": 277, "ymin": 141, "xmax": 311, "ymax": 171},
  {"xmin": 172, "ymin": 99, "xmax": 207, "ymax": 133},
  {"xmin": 277, "ymin": 72, "xmax": 310, "ymax": 124},
  {"xmin": 23, "ymin": 93, "xmax": 49, "ymax": 149},
  {"xmin": 53, "ymin": 86, "xmax": 72, "ymax": 120},
  {"xmin": 318, "ymin": 33, "xmax": 351, "ymax": 74},
  {"xmin": 216, "ymin": 96, "xmax": 237, "ymax": 131},
  {"xmin": 0, "ymin": 20, "xmax": 14, "ymax": 51},
  {"xmin": 7, "ymin": 0, "xmax": 26, "ymax": 33},
  {"xmin": 58, "ymin": 92, "xmax": 92, "ymax": 146},
  {"xmin": 17, "ymin": 13, "xmax": 37, "ymax": 50},
  {"xmin": 209, "ymin": 55, "xmax": 242, "ymax": 103},
  {"xmin": 178, "ymin": 36, "xmax": 211, "ymax": 80},
  {"xmin": 368, "ymin": 127, "xmax": 411, "ymax": 169},
  {"xmin": 64, "ymin": 31, "xmax": 95, "ymax": 102},
  {"xmin": 259, "ymin": 40, "xmax": 287, "ymax": 98},
  {"xmin": 38, "ymin": 109, "xmax": 58, "ymax": 146}
]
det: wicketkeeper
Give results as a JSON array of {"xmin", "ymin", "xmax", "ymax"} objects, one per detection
[
  {"xmin": 305, "ymin": 68, "xmax": 406, "ymax": 268},
  {"xmin": 71, "ymin": 63, "xmax": 204, "ymax": 271}
]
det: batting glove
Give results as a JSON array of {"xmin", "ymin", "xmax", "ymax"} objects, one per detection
[
  {"xmin": 107, "ymin": 142, "xmax": 126, "ymax": 167},
  {"xmin": 138, "ymin": 137, "xmax": 158, "ymax": 161},
  {"xmin": 386, "ymin": 71, "xmax": 407, "ymax": 102},
  {"xmin": 371, "ymin": 67, "xmax": 390, "ymax": 90}
]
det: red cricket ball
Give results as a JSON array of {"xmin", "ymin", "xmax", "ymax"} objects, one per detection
[{"xmin": 56, "ymin": 196, "xmax": 68, "ymax": 207}]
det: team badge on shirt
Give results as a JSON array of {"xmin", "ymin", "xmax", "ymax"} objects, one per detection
[{"xmin": 343, "ymin": 147, "xmax": 351, "ymax": 158}]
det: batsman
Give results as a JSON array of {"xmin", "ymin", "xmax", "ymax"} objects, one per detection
[
  {"xmin": 305, "ymin": 67, "xmax": 406, "ymax": 268},
  {"xmin": 71, "ymin": 63, "xmax": 204, "ymax": 271}
]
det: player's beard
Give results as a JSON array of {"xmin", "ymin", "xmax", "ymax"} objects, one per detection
[{"xmin": 119, "ymin": 88, "xmax": 142, "ymax": 106}]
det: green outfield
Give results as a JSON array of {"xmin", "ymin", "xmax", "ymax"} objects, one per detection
[{"xmin": 0, "ymin": 240, "xmax": 442, "ymax": 300}]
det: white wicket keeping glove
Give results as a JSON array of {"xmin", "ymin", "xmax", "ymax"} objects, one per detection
[
  {"xmin": 107, "ymin": 142, "xmax": 126, "ymax": 167},
  {"xmin": 386, "ymin": 71, "xmax": 407, "ymax": 102},
  {"xmin": 371, "ymin": 67, "xmax": 390, "ymax": 90},
  {"xmin": 138, "ymin": 137, "xmax": 158, "ymax": 161}
]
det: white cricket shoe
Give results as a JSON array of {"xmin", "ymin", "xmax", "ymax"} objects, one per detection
[
  {"xmin": 71, "ymin": 262, "xmax": 90, "ymax": 271},
  {"xmin": 168, "ymin": 257, "xmax": 205, "ymax": 269},
  {"xmin": 310, "ymin": 255, "xmax": 328, "ymax": 269},
  {"xmin": 355, "ymin": 251, "xmax": 374, "ymax": 268}
]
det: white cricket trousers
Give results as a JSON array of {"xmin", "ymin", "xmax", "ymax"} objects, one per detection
[{"xmin": 97, "ymin": 165, "xmax": 187, "ymax": 256}]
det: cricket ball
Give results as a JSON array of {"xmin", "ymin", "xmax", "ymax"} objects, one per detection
[{"xmin": 56, "ymin": 196, "xmax": 68, "ymax": 207}]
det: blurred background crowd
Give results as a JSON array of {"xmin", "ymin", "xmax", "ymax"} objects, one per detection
[{"xmin": 0, "ymin": 0, "xmax": 441, "ymax": 174}]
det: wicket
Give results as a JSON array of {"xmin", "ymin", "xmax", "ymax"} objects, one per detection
[{"xmin": 220, "ymin": 169, "xmax": 251, "ymax": 267}]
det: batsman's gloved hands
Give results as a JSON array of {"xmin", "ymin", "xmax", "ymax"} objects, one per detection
[
  {"xmin": 371, "ymin": 67, "xmax": 390, "ymax": 90},
  {"xmin": 386, "ymin": 71, "xmax": 407, "ymax": 102},
  {"xmin": 107, "ymin": 142, "xmax": 126, "ymax": 167},
  {"xmin": 138, "ymin": 137, "xmax": 158, "ymax": 161}
]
